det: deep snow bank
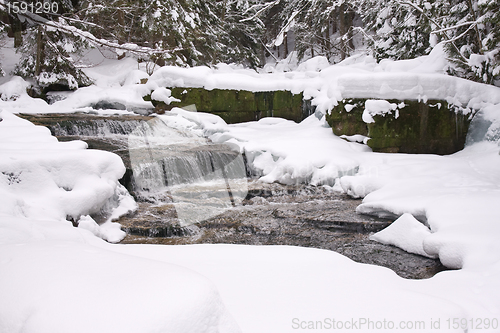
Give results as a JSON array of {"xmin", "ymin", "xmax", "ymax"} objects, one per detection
[
  {"xmin": 0, "ymin": 215, "xmax": 240, "ymax": 333},
  {"xmin": 0, "ymin": 110, "xmax": 135, "ymax": 242}
]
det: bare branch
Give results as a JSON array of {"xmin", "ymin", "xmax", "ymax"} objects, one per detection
[{"xmin": 431, "ymin": 21, "xmax": 478, "ymax": 34}]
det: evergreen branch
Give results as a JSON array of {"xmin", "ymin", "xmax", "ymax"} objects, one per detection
[
  {"xmin": 10, "ymin": 9, "xmax": 183, "ymax": 57},
  {"xmin": 395, "ymin": 0, "xmax": 468, "ymax": 63},
  {"xmin": 240, "ymin": 0, "xmax": 280, "ymax": 23},
  {"xmin": 431, "ymin": 21, "xmax": 478, "ymax": 34}
]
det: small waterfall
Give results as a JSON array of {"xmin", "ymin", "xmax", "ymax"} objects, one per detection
[
  {"xmin": 127, "ymin": 117, "xmax": 248, "ymax": 226},
  {"xmin": 50, "ymin": 118, "xmax": 144, "ymax": 137},
  {"xmin": 22, "ymin": 113, "xmax": 248, "ymax": 227}
]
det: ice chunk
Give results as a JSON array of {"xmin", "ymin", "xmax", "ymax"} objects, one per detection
[{"xmin": 466, "ymin": 104, "xmax": 500, "ymax": 145}]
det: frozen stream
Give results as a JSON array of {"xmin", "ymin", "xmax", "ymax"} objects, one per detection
[{"xmin": 20, "ymin": 113, "xmax": 447, "ymax": 279}]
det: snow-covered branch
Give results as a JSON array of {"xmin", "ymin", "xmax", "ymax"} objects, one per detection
[
  {"xmin": 431, "ymin": 21, "xmax": 478, "ymax": 34},
  {"xmin": 269, "ymin": 9, "xmax": 300, "ymax": 47},
  {"xmin": 240, "ymin": 0, "xmax": 280, "ymax": 23},
  {"xmin": 395, "ymin": 0, "xmax": 468, "ymax": 63},
  {"xmin": 4, "ymin": 6, "xmax": 184, "ymax": 57}
]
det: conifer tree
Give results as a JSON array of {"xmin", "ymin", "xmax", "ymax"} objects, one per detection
[
  {"xmin": 442, "ymin": 0, "xmax": 500, "ymax": 84},
  {"xmin": 217, "ymin": 0, "xmax": 263, "ymax": 67},
  {"xmin": 5, "ymin": 0, "xmax": 92, "ymax": 89},
  {"xmin": 357, "ymin": 0, "xmax": 437, "ymax": 61},
  {"xmin": 14, "ymin": 21, "xmax": 91, "ymax": 90}
]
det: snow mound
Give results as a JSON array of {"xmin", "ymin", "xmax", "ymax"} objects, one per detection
[
  {"xmin": 150, "ymin": 86, "xmax": 180, "ymax": 104},
  {"xmin": 0, "ymin": 234, "xmax": 240, "ymax": 333},
  {"xmin": 0, "ymin": 76, "xmax": 29, "ymax": 101},
  {"xmin": 362, "ymin": 99, "xmax": 400, "ymax": 123},
  {"xmin": 0, "ymin": 110, "xmax": 136, "ymax": 242},
  {"xmin": 370, "ymin": 213, "xmax": 436, "ymax": 258}
]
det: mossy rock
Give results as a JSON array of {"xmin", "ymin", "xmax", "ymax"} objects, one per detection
[
  {"xmin": 327, "ymin": 99, "xmax": 471, "ymax": 155},
  {"xmin": 148, "ymin": 88, "xmax": 305, "ymax": 123},
  {"xmin": 326, "ymin": 99, "xmax": 368, "ymax": 136}
]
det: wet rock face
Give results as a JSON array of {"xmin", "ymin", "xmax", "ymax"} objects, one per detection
[
  {"xmin": 120, "ymin": 181, "xmax": 447, "ymax": 280},
  {"xmin": 326, "ymin": 98, "xmax": 471, "ymax": 154}
]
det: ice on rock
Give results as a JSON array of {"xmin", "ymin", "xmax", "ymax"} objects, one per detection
[{"xmin": 466, "ymin": 104, "xmax": 500, "ymax": 145}]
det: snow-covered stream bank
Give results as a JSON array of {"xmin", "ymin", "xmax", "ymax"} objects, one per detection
[{"xmin": 17, "ymin": 112, "xmax": 445, "ymax": 279}]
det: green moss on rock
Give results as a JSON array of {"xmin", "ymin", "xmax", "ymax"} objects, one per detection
[
  {"xmin": 326, "ymin": 99, "xmax": 368, "ymax": 136},
  {"xmin": 327, "ymin": 99, "xmax": 471, "ymax": 155},
  {"xmin": 147, "ymin": 88, "xmax": 305, "ymax": 123}
]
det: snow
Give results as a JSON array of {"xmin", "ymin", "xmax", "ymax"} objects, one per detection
[
  {"xmin": 0, "ymin": 110, "xmax": 135, "ymax": 239},
  {"xmin": 155, "ymin": 104, "xmax": 500, "ymax": 270},
  {"xmin": 150, "ymin": 86, "xmax": 180, "ymax": 104},
  {"xmin": 0, "ymin": 109, "xmax": 239, "ymax": 332},
  {"xmin": 1, "ymin": 42, "xmax": 500, "ymax": 332},
  {"xmin": 1, "ymin": 42, "xmax": 499, "ymax": 118},
  {"xmin": 362, "ymin": 99, "xmax": 399, "ymax": 123},
  {"xmin": 0, "ymin": 230, "xmax": 238, "ymax": 333},
  {"xmin": 370, "ymin": 213, "xmax": 436, "ymax": 258},
  {"xmin": 203, "ymin": 113, "xmax": 369, "ymax": 186}
]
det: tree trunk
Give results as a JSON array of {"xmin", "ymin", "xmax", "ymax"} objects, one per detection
[
  {"xmin": 325, "ymin": 22, "xmax": 331, "ymax": 60},
  {"xmin": 339, "ymin": 4, "xmax": 347, "ymax": 60},
  {"xmin": 284, "ymin": 32, "xmax": 288, "ymax": 57},
  {"xmin": 7, "ymin": 14, "xmax": 23, "ymax": 47},
  {"xmin": 347, "ymin": 10, "xmax": 355, "ymax": 51},
  {"xmin": 35, "ymin": 26, "xmax": 44, "ymax": 76},
  {"xmin": 465, "ymin": 0, "xmax": 483, "ymax": 54}
]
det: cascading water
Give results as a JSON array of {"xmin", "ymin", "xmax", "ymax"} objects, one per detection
[
  {"xmin": 127, "ymin": 117, "xmax": 248, "ymax": 226},
  {"xmin": 50, "ymin": 118, "xmax": 146, "ymax": 137},
  {"xmin": 21, "ymin": 113, "xmax": 249, "ymax": 227}
]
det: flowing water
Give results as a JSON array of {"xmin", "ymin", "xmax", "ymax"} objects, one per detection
[{"xmin": 20, "ymin": 113, "xmax": 448, "ymax": 279}]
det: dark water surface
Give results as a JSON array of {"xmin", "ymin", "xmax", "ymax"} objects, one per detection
[{"xmin": 119, "ymin": 180, "xmax": 447, "ymax": 279}]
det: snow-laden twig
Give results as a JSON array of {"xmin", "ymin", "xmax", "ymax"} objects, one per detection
[
  {"xmin": 240, "ymin": 0, "xmax": 281, "ymax": 23},
  {"xmin": 431, "ymin": 21, "xmax": 478, "ymax": 34}
]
